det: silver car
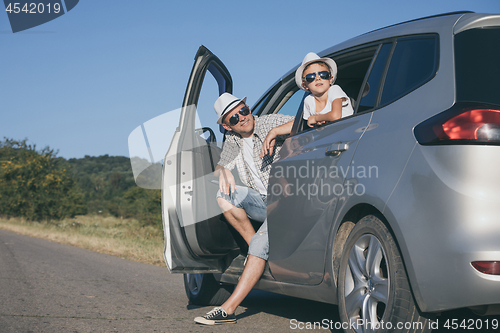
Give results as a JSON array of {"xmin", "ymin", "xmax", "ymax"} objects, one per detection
[{"xmin": 158, "ymin": 11, "xmax": 500, "ymax": 332}]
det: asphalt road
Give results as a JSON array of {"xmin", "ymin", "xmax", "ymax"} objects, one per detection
[
  {"xmin": 1, "ymin": 229, "xmax": 498, "ymax": 333},
  {"xmin": 0, "ymin": 229, "xmax": 342, "ymax": 333}
]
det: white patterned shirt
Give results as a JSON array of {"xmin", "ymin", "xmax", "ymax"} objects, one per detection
[{"xmin": 218, "ymin": 114, "xmax": 294, "ymax": 192}]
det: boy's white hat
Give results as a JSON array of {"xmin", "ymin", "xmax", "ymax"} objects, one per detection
[
  {"xmin": 214, "ymin": 93, "xmax": 247, "ymax": 124},
  {"xmin": 295, "ymin": 52, "xmax": 337, "ymax": 91}
]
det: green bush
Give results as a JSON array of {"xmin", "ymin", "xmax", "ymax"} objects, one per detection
[
  {"xmin": 0, "ymin": 138, "xmax": 162, "ymax": 226},
  {"xmin": 0, "ymin": 138, "xmax": 86, "ymax": 220},
  {"xmin": 121, "ymin": 187, "xmax": 162, "ymax": 227}
]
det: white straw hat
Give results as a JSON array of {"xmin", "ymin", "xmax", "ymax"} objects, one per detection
[
  {"xmin": 214, "ymin": 93, "xmax": 247, "ymax": 124},
  {"xmin": 295, "ymin": 52, "xmax": 337, "ymax": 91}
]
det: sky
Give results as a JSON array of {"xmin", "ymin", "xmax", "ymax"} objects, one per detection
[{"xmin": 1, "ymin": 0, "xmax": 499, "ymax": 159}]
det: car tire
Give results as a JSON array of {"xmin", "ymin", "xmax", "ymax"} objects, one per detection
[
  {"xmin": 183, "ymin": 273, "xmax": 233, "ymax": 306},
  {"xmin": 337, "ymin": 215, "xmax": 433, "ymax": 332}
]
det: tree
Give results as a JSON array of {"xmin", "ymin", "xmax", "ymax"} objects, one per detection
[
  {"xmin": 122, "ymin": 187, "xmax": 161, "ymax": 226},
  {"xmin": 0, "ymin": 138, "xmax": 86, "ymax": 220}
]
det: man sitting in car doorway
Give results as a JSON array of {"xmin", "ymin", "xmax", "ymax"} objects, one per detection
[{"xmin": 194, "ymin": 93, "xmax": 294, "ymax": 325}]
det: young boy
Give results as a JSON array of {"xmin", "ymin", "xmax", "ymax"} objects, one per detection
[
  {"xmin": 260, "ymin": 52, "xmax": 353, "ymax": 158},
  {"xmin": 298, "ymin": 52, "xmax": 354, "ymax": 127}
]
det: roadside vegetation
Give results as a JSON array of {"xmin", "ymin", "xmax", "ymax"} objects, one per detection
[
  {"xmin": 0, "ymin": 138, "xmax": 165, "ymax": 266},
  {"xmin": 0, "ymin": 215, "xmax": 165, "ymax": 265}
]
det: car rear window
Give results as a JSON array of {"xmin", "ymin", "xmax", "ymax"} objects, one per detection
[
  {"xmin": 380, "ymin": 36, "xmax": 438, "ymax": 105},
  {"xmin": 455, "ymin": 27, "xmax": 500, "ymax": 106}
]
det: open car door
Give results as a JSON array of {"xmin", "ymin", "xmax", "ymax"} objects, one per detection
[{"xmin": 162, "ymin": 46, "xmax": 241, "ymax": 273}]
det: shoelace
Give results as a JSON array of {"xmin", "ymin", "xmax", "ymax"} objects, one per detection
[{"xmin": 206, "ymin": 307, "xmax": 227, "ymax": 318}]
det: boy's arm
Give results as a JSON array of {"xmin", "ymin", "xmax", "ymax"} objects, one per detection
[
  {"xmin": 260, "ymin": 120, "xmax": 294, "ymax": 158},
  {"xmin": 307, "ymin": 98, "xmax": 343, "ymax": 127}
]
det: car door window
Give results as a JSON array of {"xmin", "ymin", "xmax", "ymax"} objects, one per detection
[
  {"xmin": 274, "ymin": 88, "xmax": 304, "ymax": 117},
  {"xmin": 196, "ymin": 67, "xmax": 227, "ymax": 146},
  {"xmin": 252, "ymin": 83, "xmax": 281, "ymax": 116},
  {"xmin": 334, "ymin": 45, "xmax": 379, "ymax": 111},
  {"xmin": 357, "ymin": 43, "xmax": 392, "ymax": 112},
  {"xmin": 380, "ymin": 36, "xmax": 438, "ymax": 105}
]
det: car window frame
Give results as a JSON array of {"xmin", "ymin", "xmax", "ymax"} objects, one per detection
[{"xmin": 355, "ymin": 41, "xmax": 395, "ymax": 114}]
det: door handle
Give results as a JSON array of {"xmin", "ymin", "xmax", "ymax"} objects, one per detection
[{"xmin": 325, "ymin": 143, "xmax": 349, "ymax": 156}]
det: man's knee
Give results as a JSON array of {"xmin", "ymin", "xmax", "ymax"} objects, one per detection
[
  {"xmin": 217, "ymin": 197, "xmax": 235, "ymax": 212},
  {"xmin": 216, "ymin": 196, "xmax": 228, "ymax": 208}
]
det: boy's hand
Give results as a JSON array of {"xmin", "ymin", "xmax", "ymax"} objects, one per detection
[
  {"xmin": 260, "ymin": 129, "xmax": 277, "ymax": 158},
  {"xmin": 307, "ymin": 115, "xmax": 315, "ymax": 127},
  {"xmin": 308, "ymin": 115, "xmax": 326, "ymax": 127},
  {"xmin": 307, "ymin": 115, "xmax": 319, "ymax": 127}
]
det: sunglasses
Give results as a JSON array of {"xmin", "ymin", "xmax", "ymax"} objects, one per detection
[
  {"xmin": 228, "ymin": 106, "xmax": 250, "ymax": 126},
  {"xmin": 303, "ymin": 71, "xmax": 331, "ymax": 83}
]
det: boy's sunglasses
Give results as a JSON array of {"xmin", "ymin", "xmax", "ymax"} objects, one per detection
[
  {"xmin": 228, "ymin": 106, "xmax": 250, "ymax": 125},
  {"xmin": 303, "ymin": 71, "xmax": 331, "ymax": 83}
]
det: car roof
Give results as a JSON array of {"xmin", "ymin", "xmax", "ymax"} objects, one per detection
[
  {"xmin": 361, "ymin": 11, "xmax": 473, "ymax": 35},
  {"xmin": 255, "ymin": 12, "xmax": 499, "ymax": 109},
  {"xmin": 320, "ymin": 12, "xmax": 468, "ymax": 57}
]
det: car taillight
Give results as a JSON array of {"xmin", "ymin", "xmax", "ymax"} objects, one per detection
[
  {"xmin": 414, "ymin": 102, "xmax": 500, "ymax": 145},
  {"xmin": 471, "ymin": 261, "xmax": 500, "ymax": 275}
]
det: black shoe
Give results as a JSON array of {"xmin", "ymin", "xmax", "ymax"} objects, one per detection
[{"xmin": 194, "ymin": 307, "xmax": 237, "ymax": 325}]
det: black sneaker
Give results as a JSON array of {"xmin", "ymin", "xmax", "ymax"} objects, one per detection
[{"xmin": 194, "ymin": 307, "xmax": 236, "ymax": 325}]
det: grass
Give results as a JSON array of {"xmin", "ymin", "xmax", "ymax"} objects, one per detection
[{"xmin": 0, "ymin": 215, "xmax": 166, "ymax": 266}]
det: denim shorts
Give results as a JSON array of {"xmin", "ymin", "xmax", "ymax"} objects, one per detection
[
  {"xmin": 216, "ymin": 186, "xmax": 267, "ymax": 222},
  {"xmin": 248, "ymin": 219, "xmax": 269, "ymax": 261},
  {"xmin": 217, "ymin": 186, "xmax": 269, "ymax": 260}
]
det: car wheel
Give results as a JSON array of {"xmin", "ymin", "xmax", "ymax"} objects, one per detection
[
  {"xmin": 183, "ymin": 273, "xmax": 233, "ymax": 306},
  {"xmin": 338, "ymin": 215, "xmax": 432, "ymax": 333}
]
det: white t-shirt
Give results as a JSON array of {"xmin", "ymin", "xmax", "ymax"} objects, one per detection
[
  {"xmin": 302, "ymin": 85, "xmax": 354, "ymax": 120},
  {"xmin": 242, "ymin": 136, "xmax": 267, "ymax": 195}
]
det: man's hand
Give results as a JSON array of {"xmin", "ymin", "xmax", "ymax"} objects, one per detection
[
  {"xmin": 260, "ymin": 128, "xmax": 277, "ymax": 158},
  {"xmin": 259, "ymin": 120, "xmax": 294, "ymax": 157},
  {"xmin": 216, "ymin": 166, "xmax": 236, "ymax": 195}
]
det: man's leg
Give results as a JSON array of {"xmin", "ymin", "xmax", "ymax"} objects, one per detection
[
  {"xmin": 194, "ymin": 220, "xmax": 269, "ymax": 325},
  {"xmin": 216, "ymin": 187, "xmax": 267, "ymax": 246},
  {"xmin": 220, "ymin": 254, "xmax": 266, "ymax": 314},
  {"xmin": 193, "ymin": 255, "xmax": 266, "ymax": 325},
  {"xmin": 217, "ymin": 197, "xmax": 255, "ymax": 245},
  {"xmin": 222, "ymin": 219, "xmax": 269, "ymax": 314}
]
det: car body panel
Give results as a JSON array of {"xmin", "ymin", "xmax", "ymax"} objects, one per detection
[
  {"xmin": 267, "ymin": 112, "xmax": 372, "ymax": 285},
  {"xmin": 384, "ymin": 144, "xmax": 500, "ymax": 311}
]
